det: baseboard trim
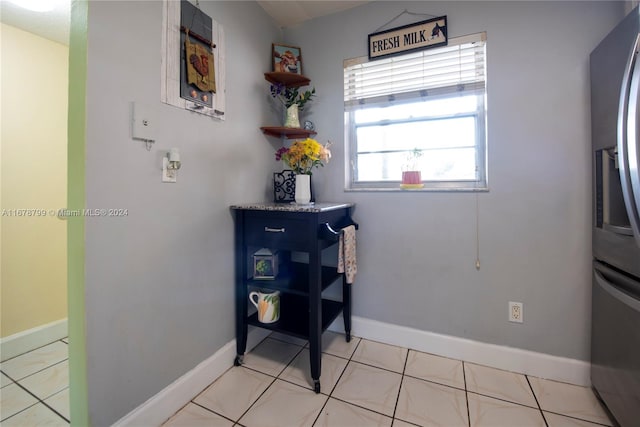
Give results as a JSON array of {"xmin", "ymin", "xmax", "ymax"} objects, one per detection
[
  {"xmin": 1, "ymin": 318, "xmax": 68, "ymax": 361},
  {"xmin": 112, "ymin": 327, "xmax": 271, "ymax": 427},
  {"xmin": 329, "ymin": 315, "xmax": 591, "ymax": 387}
]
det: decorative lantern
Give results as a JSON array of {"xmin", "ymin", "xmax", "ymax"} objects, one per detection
[{"xmin": 253, "ymin": 248, "xmax": 279, "ymax": 280}]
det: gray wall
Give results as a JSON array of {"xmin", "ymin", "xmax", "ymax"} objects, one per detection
[
  {"xmin": 84, "ymin": 1, "xmax": 280, "ymax": 424},
  {"xmin": 82, "ymin": 1, "xmax": 628, "ymax": 423},
  {"xmin": 285, "ymin": 1, "xmax": 625, "ymax": 361}
]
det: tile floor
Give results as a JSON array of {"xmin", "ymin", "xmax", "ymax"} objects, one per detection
[
  {"xmin": 0, "ymin": 333, "xmax": 614, "ymax": 427},
  {"xmin": 164, "ymin": 332, "xmax": 615, "ymax": 427},
  {"xmin": 0, "ymin": 338, "xmax": 70, "ymax": 426}
]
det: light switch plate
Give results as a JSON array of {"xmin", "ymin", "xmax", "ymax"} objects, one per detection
[{"xmin": 131, "ymin": 102, "xmax": 156, "ymax": 141}]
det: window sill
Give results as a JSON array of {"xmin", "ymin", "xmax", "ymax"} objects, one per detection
[{"xmin": 344, "ymin": 186, "xmax": 489, "ymax": 193}]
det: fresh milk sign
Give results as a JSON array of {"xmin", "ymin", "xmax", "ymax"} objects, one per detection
[{"xmin": 368, "ymin": 16, "xmax": 447, "ymax": 60}]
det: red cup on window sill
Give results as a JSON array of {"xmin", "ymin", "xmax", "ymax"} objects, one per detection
[
  {"xmin": 402, "ymin": 171, "xmax": 421, "ymax": 184},
  {"xmin": 401, "ymin": 171, "xmax": 424, "ymax": 189}
]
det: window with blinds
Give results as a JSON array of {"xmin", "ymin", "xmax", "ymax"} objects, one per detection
[{"xmin": 344, "ymin": 32, "xmax": 488, "ymax": 191}]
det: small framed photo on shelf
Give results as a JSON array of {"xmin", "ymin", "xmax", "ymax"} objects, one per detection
[{"xmin": 272, "ymin": 43, "xmax": 303, "ymax": 75}]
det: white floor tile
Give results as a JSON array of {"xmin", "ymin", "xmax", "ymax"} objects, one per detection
[
  {"xmin": 44, "ymin": 388, "xmax": 70, "ymax": 421},
  {"xmin": 404, "ymin": 350, "xmax": 465, "ymax": 390},
  {"xmin": 319, "ymin": 331, "xmax": 360, "ymax": 359},
  {"xmin": 0, "ymin": 383, "xmax": 38, "ymax": 421},
  {"xmin": 351, "ymin": 339, "xmax": 408, "ymax": 373},
  {"xmin": 544, "ymin": 411, "xmax": 613, "ymax": 427},
  {"xmin": 279, "ymin": 348, "xmax": 348, "ymax": 393},
  {"xmin": 543, "ymin": 411, "xmax": 616, "ymax": 427},
  {"xmin": 163, "ymin": 402, "xmax": 233, "ymax": 426},
  {"xmin": 467, "ymin": 392, "xmax": 546, "ymax": 427},
  {"xmin": 238, "ymin": 379, "xmax": 327, "ymax": 427},
  {"xmin": 194, "ymin": 366, "xmax": 273, "ymax": 421},
  {"xmin": 464, "ymin": 362, "xmax": 538, "ymax": 408},
  {"xmin": 395, "ymin": 376, "xmax": 468, "ymax": 426},
  {"xmin": 269, "ymin": 331, "xmax": 308, "ymax": 346},
  {"xmin": 392, "ymin": 419, "xmax": 419, "ymax": 427},
  {"xmin": 1, "ymin": 342, "xmax": 68, "ymax": 380},
  {"xmin": 18, "ymin": 360, "xmax": 69, "ymax": 400},
  {"xmin": 242, "ymin": 338, "xmax": 301, "ymax": 377},
  {"xmin": 314, "ymin": 397, "xmax": 393, "ymax": 427},
  {"xmin": 332, "ymin": 362, "xmax": 402, "ymax": 417},
  {"xmin": 1, "ymin": 402, "xmax": 68, "ymax": 426},
  {"xmin": 529, "ymin": 377, "xmax": 613, "ymax": 426},
  {"xmin": 1, "ymin": 372, "xmax": 13, "ymax": 388}
]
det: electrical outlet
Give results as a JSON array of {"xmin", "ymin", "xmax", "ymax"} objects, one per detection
[{"xmin": 509, "ymin": 301, "xmax": 523, "ymax": 323}]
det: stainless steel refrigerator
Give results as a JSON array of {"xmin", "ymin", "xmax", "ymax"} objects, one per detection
[{"xmin": 591, "ymin": 6, "xmax": 640, "ymax": 427}]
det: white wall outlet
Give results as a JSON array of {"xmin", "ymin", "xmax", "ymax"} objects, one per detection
[{"xmin": 509, "ymin": 301, "xmax": 523, "ymax": 323}]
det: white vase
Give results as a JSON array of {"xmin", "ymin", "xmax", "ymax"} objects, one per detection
[
  {"xmin": 284, "ymin": 104, "xmax": 300, "ymax": 128},
  {"xmin": 294, "ymin": 174, "xmax": 311, "ymax": 204}
]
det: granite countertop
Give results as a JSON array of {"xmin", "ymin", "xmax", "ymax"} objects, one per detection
[{"xmin": 230, "ymin": 202, "xmax": 354, "ymax": 213}]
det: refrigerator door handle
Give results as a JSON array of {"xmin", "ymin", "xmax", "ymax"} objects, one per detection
[
  {"xmin": 594, "ymin": 263, "xmax": 640, "ymax": 312},
  {"xmin": 628, "ymin": 36, "xmax": 640, "ymax": 235},
  {"xmin": 618, "ymin": 33, "xmax": 640, "ymax": 249}
]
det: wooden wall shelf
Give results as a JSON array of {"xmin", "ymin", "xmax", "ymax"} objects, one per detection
[
  {"xmin": 261, "ymin": 126, "xmax": 317, "ymax": 139},
  {"xmin": 264, "ymin": 72, "xmax": 310, "ymax": 88},
  {"xmin": 262, "ymin": 72, "xmax": 314, "ymax": 139}
]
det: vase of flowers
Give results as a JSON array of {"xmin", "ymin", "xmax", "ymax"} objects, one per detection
[
  {"xmin": 275, "ymin": 138, "xmax": 331, "ymax": 204},
  {"xmin": 270, "ymin": 84, "xmax": 316, "ymax": 128}
]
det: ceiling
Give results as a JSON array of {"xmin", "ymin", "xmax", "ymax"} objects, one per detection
[
  {"xmin": 257, "ymin": 1, "xmax": 369, "ymax": 28},
  {"xmin": 0, "ymin": 0, "xmax": 70, "ymax": 45},
  {"xmin": 0, "ymin": 1, "xmax": 368, "ymax": 45}
]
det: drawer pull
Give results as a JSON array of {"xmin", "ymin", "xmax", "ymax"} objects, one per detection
[{"xmin": 264, "ymin": 227, "xmax": 285, "ymax": 233}]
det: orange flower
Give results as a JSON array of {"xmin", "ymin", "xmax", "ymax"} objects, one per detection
[{"xmin": 319, "ymin": 141, "xmax": 332, "ymax": 163}]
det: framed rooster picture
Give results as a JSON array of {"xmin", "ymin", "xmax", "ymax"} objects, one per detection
[
  {"xmin": 272, "ymin": 44, "xmax": 303, "ymax": 75},
  {"xmin": 180, "ymin": 0, "xmax": 216, "ymax": 108}
]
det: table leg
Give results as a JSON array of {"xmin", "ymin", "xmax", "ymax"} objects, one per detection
[
  {"xmin": 309, "ymin": 246, "xmax": 322, "ymax": 393},
  {"xmin": 343, "ymin": 277, "xmax": 352, "ymax": 342},
  {"xmin": 235, "ymin": 211, "xmax": 248, "ymax": 365}
]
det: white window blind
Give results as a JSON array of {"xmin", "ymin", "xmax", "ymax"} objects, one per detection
[{"xmin": 344, "ymin": 33, "xmax": 486, "ymax": 109}]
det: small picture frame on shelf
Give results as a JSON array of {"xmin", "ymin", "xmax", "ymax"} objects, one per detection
[
  {"xmin": 272, "ymin": 43, "xmax": 302, "ymax": 75},
  {"xmin": 253, "ymin": 248, "xmax": 279, "ymax": 280}
]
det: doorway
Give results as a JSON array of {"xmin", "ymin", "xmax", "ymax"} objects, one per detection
[{"xmin": 1, "ymin": 2, "xmax": 71, "ymax": 423}]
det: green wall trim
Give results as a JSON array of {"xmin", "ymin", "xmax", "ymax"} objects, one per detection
[{"xmin": 68, "ymin": 0, "xmax": 89, "ymax": 425}]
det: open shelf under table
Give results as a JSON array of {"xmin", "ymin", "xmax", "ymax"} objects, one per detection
[
  {"xmin": 247, "ymin": 263, "xmax": 342, "ymax": 296},
  {"xmin": 247, "ymin": 297, "xmax": 343, "ymax": 340}
]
